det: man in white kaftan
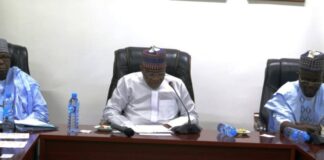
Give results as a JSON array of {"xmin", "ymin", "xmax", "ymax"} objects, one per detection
[
  {"xmin": 102, "ymin": 46, "xmax": 199, "ymax": 133},
  {"xmin": 103, "ymin": 72, "xmax": 198, "ymax": 127}
]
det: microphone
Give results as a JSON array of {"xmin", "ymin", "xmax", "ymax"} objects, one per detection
[
  {"xmin": 168, "ymin": 82, "xmax": 201, "ymax": 134},
  {"xmin": 111, "ymin": 123, "xmax": 135, "ymax": 137}
]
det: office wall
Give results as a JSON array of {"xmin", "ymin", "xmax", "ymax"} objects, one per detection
[{"xmin": 0, "ymin": 0, "xmax": 323, "ymax": 130}]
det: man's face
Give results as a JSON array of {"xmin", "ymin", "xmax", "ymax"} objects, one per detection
[
  {"xmin": 299, "ymin": 69, "xmax": 322, "ymax": 97},
  {"xmin": 141, "ymin": 65, "xmax": 166, "ymax": 90},
  {"xmin": 0, "ymin": 52, "xmax": 11, "ymax": 80}
]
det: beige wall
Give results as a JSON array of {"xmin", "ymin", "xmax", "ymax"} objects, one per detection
[{"xmin": 0, "ymin": 0, "xmax": 323, "ymax": 130}]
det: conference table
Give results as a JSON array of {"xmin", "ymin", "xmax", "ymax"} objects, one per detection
[{"xmin": 36, "ymin": 124, "xmax": 324, "ymax": 160}]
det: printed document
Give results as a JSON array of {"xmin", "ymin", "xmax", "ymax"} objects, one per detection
[
  {"xmin": 0, "ymin": 133, "xmax": 29, "ymax": 139},
  {"xmin": 129, "ymin": 125, "xmax": 172, "ymax": 134}
]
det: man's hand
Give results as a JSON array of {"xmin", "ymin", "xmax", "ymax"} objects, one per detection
[
  {"xmin": 295, "ymin": 122, "xmax": 321, "ymax": 135},
  {"xmin": 99, "ymin": 119, "xmax": 109, "ymax": 126},
  {"xmin": 281, "ymin": 121, "xmax": 321, "ymax": 135}
]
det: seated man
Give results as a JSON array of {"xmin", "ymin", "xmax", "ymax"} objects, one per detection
[
  {"xmin": 0, "ymin": 38, "xmax": 49, "ymax": 122},
  {"xmin": 102, "ymin": 46, "xmax": 199, "ymax": 134},
  {"xmin": 265, "ymin": 50, "xmax": 324, "ymax": 134}
]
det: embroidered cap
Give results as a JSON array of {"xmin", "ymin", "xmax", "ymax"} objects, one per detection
[
  {"xmin": 0, "ymin": 38, "xmax": 9, "ymax": 54},
  {"xmin": 300, "ymin": 50, "xmax": 324, "ymax": 72},
  {"xmin": 142, "ymin": 46, "xmax": 166, "ymax": 70}
]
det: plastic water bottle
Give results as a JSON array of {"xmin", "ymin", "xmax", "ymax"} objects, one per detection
[
  {"xmin": 283, "ymin": 127, "xmax": 310, "ymax": 143},
  {"xmin": 3, "ymin": 93, "xmax": 15, "ymax": 133},
  {"xmin": 217, "ymin": 123, "xmax": 237, "ymax": 137},
  {"xmin": 67, "ymin": 93, "xmax": 79, "ymax": 134}
]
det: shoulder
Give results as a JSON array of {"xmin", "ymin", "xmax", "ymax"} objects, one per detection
[
  {"xmin": 12, "ymin": 67, "xmax": 39, "ymax": 86},
  {"xmin": 122, "ymin": 72, "xmax": 142, "ymax": 80},
  {"xmin": 318, "ymin": 84, "xmax": 324, "ymax": 97},
  {"xmin": 164, "ymin": 73, "xmax": 185, "ymax": 87},
  {"xmin": 275, "ymin": 81, "xmax": 300, "ymax": 98},
  {"xmin": 320, "ymin": 84, "xmax": 324, "ymax": 90},
  {"xmin": 119, "ymin": 72, "xmax": 143, "ymax": 84},
  {"xmin": 165, "ymin": 74, "xmax": 183, "ymax": 83}
]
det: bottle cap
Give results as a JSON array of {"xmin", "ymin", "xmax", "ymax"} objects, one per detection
[
  {"xmin": 303, "ymin": 132, "xmax": 310, "ymax": 141},
  {"xmin": 217, "ymin": 123, "xmax": 224, "ymax": 131},
  {"xmin": 230, "ymin": 128, "xmax": 238, "ymax": 137},
  {"xmin": 71, "ymin": 92, "xmax": 78, "ymax": 98}
]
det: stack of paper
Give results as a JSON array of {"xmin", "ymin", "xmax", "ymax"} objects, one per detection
[
  {"xmin": 0, "ymin": 133, "xmax": 29, "ymax": 149},
  {"xmin": 129, "ymin": 125, "xmax": 172, "ymax": 136},
  {"xmin": 0, "ymin": 133, "xmax": 29, "ymax": 139},
  {"xmin": 14, "ymin": 119, "xmax": 57, "ymax": 132}
]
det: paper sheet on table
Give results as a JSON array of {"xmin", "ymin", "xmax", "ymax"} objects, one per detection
[
  {"xmin": 0, "ymin": 154, "xmax": 14, "ymax": 158},
  {"xmin": 0, "ymin": 133, "xmax": 29, "ymax": 139},
  {"xmin": 138, "ymin": 133, "xmax": 172, "ymax": 136},
  {"xmin": 0, "ymin": 141, "xmax": 27, "ymax": 148},
  {"xmin": 260, "ymin": 134, "xmax": 275, "ymax": 138},
  {"xmin": 167, "ymin": 116, "xmax": 195, "ymax": 127},
  {"xmin": 129, "ymin": 125, "xmax": 172, "ymax": 133},
  {"xmin": 14, "ymin": 119, "xmax": 55, "ymax": 128}
]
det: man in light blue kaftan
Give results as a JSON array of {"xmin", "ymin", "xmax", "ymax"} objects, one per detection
[
  {"xmin": 265, "ymin": 51, "xmax": 324, "ymax": 134},
  {"xmin": 0, "ymin": 38, "xmax": 48, "ymax": 123}
]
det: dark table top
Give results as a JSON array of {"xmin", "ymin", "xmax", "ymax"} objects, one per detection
[{"xmin": 38, "ymin": 124, "xmax": 324, "ymax": 160}]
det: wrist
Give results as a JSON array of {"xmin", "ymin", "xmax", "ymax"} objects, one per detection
[{"xmin": 280, "ymin": 121, "xmax": 295, "ymax": 133}]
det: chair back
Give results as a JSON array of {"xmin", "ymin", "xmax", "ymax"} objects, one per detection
[
  {"xmin": 107, "ymin": 47, "xmax": 194, "ymax": 102},
  {"xmin": 7, "ymin": 43, "xmax": 30, "ymax": 74},
  {"xmin": 259, "ymin": 58, "xmax": 299, "ymax": 130}
]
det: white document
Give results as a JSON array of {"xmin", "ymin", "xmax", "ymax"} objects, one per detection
[
  {"xmin": 14, "ymin": 119, "xmax": 55, "ymax": 128},
  {"xmin": 0, "ymin": 141, "xmax": 27, "ymax": 148},
  {"xmin": 0, "ymin": 133, "xmax": 29, "ymax": 139},
  {"xmin": 0, "ymin": 154, "xmax": 14, "ymax": 158},
  {"xmin": 79, "ymin": 130, "xmax": 92, "ymax": 134},
  {"xmin": 129, "ymin": 125, "xmax": 172, "ymax": 134},
  {"xmin": 167, "ymin": 116, "xmax": 194, "ymax": 127},
  {"xmin": 139, "ymin": 133, "xmax": 172, "ymax": 136},
  {"xmin": 260, "ymin": 134, "xmax": 275, "ymax": 138}
]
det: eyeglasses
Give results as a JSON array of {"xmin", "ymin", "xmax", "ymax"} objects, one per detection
[{"xmin": 299, "ymin": 79, "xmax": 322, "ymax": 86}]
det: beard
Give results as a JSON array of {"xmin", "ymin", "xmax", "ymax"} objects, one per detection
[
  {"xmin": 146, "ymin": 80, "xmax": 163, "ymax": 90},
  {"xmin": 0, "ymin": 70, "xmax": 8, "ymax": 80},
  {"xmin": 300, "ymin": 84, "xmax": 320, "ymax": 98}
]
